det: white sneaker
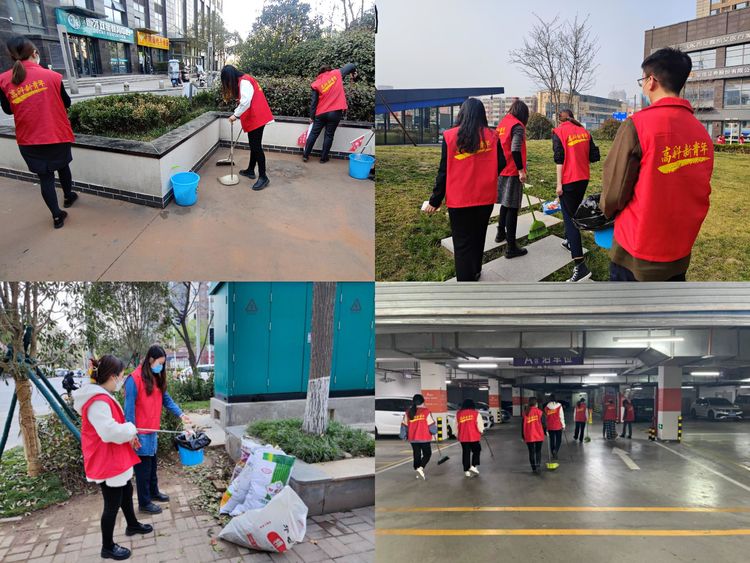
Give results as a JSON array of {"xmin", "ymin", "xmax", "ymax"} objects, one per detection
[
  {"xmin": 464, "ymin": 471, "xmax": 472, "ymax": 477},
  {"xmin": 469, "ymin": 466, "xmax": 479, "ymax": 475},
  {"xmin": 416, "ymin": 467, "xmax": 425, "ymax": 480}
]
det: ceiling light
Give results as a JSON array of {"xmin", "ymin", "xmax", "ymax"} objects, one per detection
[
  {"xmin": 690, "ymin": 371, "xmax": 720, "ymax": 376},
  {"xmin": 457, "ymin": 363, "xmax": 498, "ymax": 369},
  {"xmin": 613, "ymin": 336, "xmax": 684, "ymax": 344},
  {"xmin": 681, "ymin": 386, "xmax": 694, "ymax": 389},
  {"xmin": 588, "ymin": 373, "xmax": 617, "ymax": 377},
  {"xmin": 445, "ymin": 380, "xmax": 452, "ymax": 385},
  {"xmin": 632, "ymin": 387, "xmax": 643, "ymax": 390},
  {"xmin": 477, "ymin": 357, "xmax": 513, "ymax": 362},
  {"xmin": 478, "ymin": 386, "xmax": 489, "ymax": 391},
  {"xmin": 740, "ymin": 385, "xmax": 750, "ymax": 389}
]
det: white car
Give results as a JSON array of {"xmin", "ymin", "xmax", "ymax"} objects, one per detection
[
  {"xmin": 446, "ymin": 402, "xmax": 492, "ymax": 439},
  {"xmin": 690, "ymin": 397, "xmax": 743, "ymax": 421},
  {"xmin": 375, "ymin": 396, "xmax": 414, "ymax": 437}
]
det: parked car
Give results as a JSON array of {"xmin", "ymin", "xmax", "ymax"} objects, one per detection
[
  {"xmin": 475, "ymin": 401, "xmax": 511, "ymax": 424},
  {"xmin": 54, "ymin": 368, "xmax": 68, "ymax": 377},
  {"xmin": 690, "ymin": 397, "xmax": 743, "ymax": 421},
  {"xmin": 375, "ymin": 396, "xmax": 413, "ymax": 437},
  {"xmin": 736, "ymin": 395, "xmax": 750, "ymax": 417},
  {"xmin": 446, "ymin": 401, "xmax": 492, "ymax": 439},
  {"xmin": 631, "ymin": 398, "xmax": 655, "ymax": 422}
]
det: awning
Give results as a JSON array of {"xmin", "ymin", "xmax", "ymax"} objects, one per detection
[{"xmin": 376, "ymin": 87, "xmax": 505, "ymax": 114}]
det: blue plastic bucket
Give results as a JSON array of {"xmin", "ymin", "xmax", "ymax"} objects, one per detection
[
  {"xmin": 348, "ymin": 153, "xmax": 375, "ymax": 180},
  {"xmin": 177, "ymin": 444, "xmax": 204, "ymax": 466},
  {"xmin": 594, "ymin": 226, "xmax": 614, "ymax": 249},
  {"xmin": 171, "ymin": 171, "xmax": 200, "ymax": 206}
]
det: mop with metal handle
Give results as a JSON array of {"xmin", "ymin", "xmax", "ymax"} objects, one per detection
[
  {"xmin": 218, "ymin": 120, "xmax": 241, "ymax": 185},
  {"xmin": 482, "ymin": 433, "xmax": 495, "ymax": 458}
]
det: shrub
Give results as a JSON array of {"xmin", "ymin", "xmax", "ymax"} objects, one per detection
[
  {"xmin": 593, "ymin": 118, "xmax": 623, "ymax": 141},
  {"xmin": 37, "ymin": 413, "xmax": 87, "ymax": 493},
  {"xmin": 526, "ymin": 112, "xmax": 554, "ymax": 140},
  {"xmin": 713, "ymin": 143, "xmax": 750, "ymax": 154},
  {"xmin": 168, "ymin": 373, "xmax": 214, "ymax": 403}
]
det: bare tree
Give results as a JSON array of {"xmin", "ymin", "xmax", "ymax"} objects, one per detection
[
  {"xmin": 561, "ymin": 15, "xmax": 599, "ymax": 119},
  {"xmin": 302, "ymin": 282, "xmax": 337, "ymax": 435},
  {"xmin": 167, "ymin": 282, "xmax": 213, "ymax": 378}
]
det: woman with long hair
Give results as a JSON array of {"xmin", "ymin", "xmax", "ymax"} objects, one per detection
[
  {"xmin": 73, "ymin": 355, "xmax": 153, "ymax": 561},
  {"xmin": 400, "ymin": 394, "xmax": 438, "ymax": 480},
  {"xmin": 552, "ymin": 109, "xmax": 600, "ymax": 282},
  {"xmin": 521, "ymin": 397, "xmax": 545, "ymax": 473},
  {"xmin": 0, "ymin": 36, "xmax": 77, "ymax": 229},
  {"xmin": 303, "ymin": 62, "xmax": 357, "ymax": 163},
  {"xmin": 456, "ymin": 398, "xmax": 484, "ymax": 478},
  {"xmin": 424, "ymin": 98, "xmax": 506, "ymax": 281},
  {"xmin": 220, "ymin": 65, "xmax": 274, "ymax": 190},
  {"xmin": 495, "ymin": 99, "xmax": 530, "ymax": 258},
  {"xmin": 124, "ymin": 345, "xmax": 192, "ymax": 514}
]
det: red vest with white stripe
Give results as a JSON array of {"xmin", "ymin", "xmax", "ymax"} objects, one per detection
[
  {"xmin": 614, "ymin": 97, "xmax": 713, "ymax": 262},
  {"xmin": 553, "ymin": 120, "xmax": 591, "ymax": 184},
  {"xmin": 523, "ymin": 407, "xmax": 545, "ymax": 442},
  {"xmin": 624, "ymin": 404, "xmax": 635, "ymax": 422},
  {"xmin": 496, "ymin": 114, "xmax": 527, "ymax": 176},
  {"xmin": 603, "ymin": 404, "xmax": 617, "ymax": 421},
  {"xmin": 238, "ymin": 74, "xmax": 274, "ymax": 133},
  {"xmin": 456, "ymin": 409, "xmax": 481, "ymax": 442},
  {"xmin": 406, "ymin": 407, "xmax": 433, "ymax": 442},
  {"xmin": 544, "ymin": 404, "xmax": 563, "ymax": 431},
  {"xmin": 81, "ymin": 394, "xmax": 140, "ymax": 480},
  {"xmin": 444, "ymin": 126, "xmax": 499, "ymax": 208},
  {"xmin": 311, "ymin": 69, "xmax": 348, "ymax": 115},
  {"xmin": 0, "ymin": 60, "xmax": 74, "ymax": 146},
  {"xmin": 574, "ymin": 404, "xmax": 588, "ymax": 422},
  {"xmin": 126, "ymin": 366, "xmax": 163, "ymax": 434}
]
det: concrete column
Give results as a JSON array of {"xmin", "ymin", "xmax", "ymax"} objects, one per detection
[
  {"xmin": 420, "ymin": 361, "xmax": 448, "ymax": 440},
  {"xmin": 512, "ymin": 386, "xmax": 521, "ymax": 417},
  {"xmin": 657, "ymin": 366, "xmax": 682, "ymax": 441},
  {"xmin": 488, "ymin": 379, "xmax": 500, "ymax": 424}
]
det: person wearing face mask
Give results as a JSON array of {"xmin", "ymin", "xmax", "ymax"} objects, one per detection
[
  {"xmin": 124, "ymin": 345, "xmax": 192, "ymax": 515},
  {"xmin": 73, "ymin": 355, "xmax": 153, "ymax": 561},
  {"xmin": 0, "ymin": 36, "xmax": 78, "ymax": 229}
]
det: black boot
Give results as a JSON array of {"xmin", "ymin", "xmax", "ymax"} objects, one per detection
[
  {"xmin": 239, "ymin": 168, "xmax": 256, "ymax": 179},
  {"xmin": 53, "ymin": 211, "xmax": 68, "ymax": 229},
  {"xmin": 63, "ymin": 192, "xmax": 78, "ymax": 208},
  {"xmin": 505, "ymin": 245, "xmax": 528, "ymax": 259},
  {"xmin": 494, "ymin": 228, "xmax": 506, "ymax": 244},
  {"xmin": 139, "ymin": 503, "xmax": 162, "ymax": 514},
  {"xmin": 125, "ymin": 522, "xmax": 153, "ymax": 536},
  {"xmin": 101, "ymin": 544, "xmax": 131, "ymax": 560},
  {"xmin": 252, "ymin": 176, "xmax": 270, "ymax": 191},
  {"xmin": 151, "ymin": 492, "xmax": 170, "ymax": 502}
]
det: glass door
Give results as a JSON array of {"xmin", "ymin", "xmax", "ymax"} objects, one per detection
[
  {"xmin": 725, "ymin": 122, "xmax": 740, "ymax": 143},
  {"xmin": 70, "ymin": 36, "xmax": 100, "ymax": 76}
]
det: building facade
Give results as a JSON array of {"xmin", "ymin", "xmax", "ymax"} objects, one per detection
[
  {"xmin": 0, "ymin": 0, "xmax": 223, "ymax": 78},
  {"xmin": 477, "ymin": 95, "xmax": 538, "ymax": 126},
  {"xmin": 646, "ymin": 9, "xmax": 750, "ymax": 141},
  {"xmin": 536, "ymin": 90, "xmax": 628, "ymax": 130},
  {"xmin": 697, "ymin": 0, "xmax": 750, "ymax": 18}
]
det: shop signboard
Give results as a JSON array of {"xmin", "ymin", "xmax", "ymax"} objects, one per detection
[
  {"xmin": 55, "ymin": 9, "xmax": 134, "ymax": 44},
  {"xmin": 136, "ymin": 31, "xmax": 169, "ymax": 50}
]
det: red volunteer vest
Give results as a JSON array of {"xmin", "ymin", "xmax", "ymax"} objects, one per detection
[
  {"xmin": 126, "ymin": 366, "xmax": 163, "ymax": 434},
  {"xmin": 624, "ymin": 405, "xmax": 635, "ymax": 422},
  {"xmin": 0, "ymin": 60, "xmax": 74, "ymax": 146},
  {"xmin": 238, "ymin": 74, "xmax": 274, "ymax": 133},
  {"xmin": 81, "ymin": 393, "xmax": 140, "ymax": 480},
  {"xmin": 544, "ymin": 404, "xmax": 563, "ymax": 431},
  {"xmin": 603, "ymin": 404, "xmax": 617, "ymax": 421},
  {"xmin": 553, "ymin": 120, "xmax": 591, "ymax": 184},
  {"xmin": 574, "ymin": 404, "xmax": 588, "ymax": 422},
  {"xmin": 311, "ymin": 69, "xmax": 348, "ymax": 115},
  {"xmin": 456, "ymin": 409, "xmax": 481, "ymax": 442},
  {"xmin": 443, "ymin": 126, "xmax": 499, "ymax": 208},
  {"xmin": 614, "ymin": 98, "xmax": 713, "ymax": 262},
  {"xmin": 406, "ymin": 407, "xmax": 433, "ymax": 442},
  {"xmin": 497, "ymin": 113, "xmax": 527, "ymax": 176},
  {"xmin": 523, "ymin": 407, "xmax": 545, "ymax": 443}
]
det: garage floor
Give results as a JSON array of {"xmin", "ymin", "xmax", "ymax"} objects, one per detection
[{"xmin": 375, "ymin": 419, "xmax": 750, "ymax": 563}]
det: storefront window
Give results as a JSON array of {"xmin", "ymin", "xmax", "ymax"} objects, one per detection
[
  {"xmin": 9, "ymin": 0, "xmax": 44, "ymax": 33},
  {"xmin": 109, "ymin": 42, "xmax": 131, "ymax": 74},
  {"xmin": 725, "ymin": 43, "xmax": 750, "ymax": 67},
  {"xmin": 688, "ymin": 49, "xmax": 716, "ymax": 70},
  {"xmin": 724, "ymin": 79, "xmax": 750, "ymax": 107}
]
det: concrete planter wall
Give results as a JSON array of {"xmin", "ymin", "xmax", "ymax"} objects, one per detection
[{"xmin": 0, "ymin": 113, "xmax": 374, "ymax": 208}]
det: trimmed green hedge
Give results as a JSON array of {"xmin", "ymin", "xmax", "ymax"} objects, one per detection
[{"xmin": 713, "ymin": 143, "xmax": 750, "ymax": 154}]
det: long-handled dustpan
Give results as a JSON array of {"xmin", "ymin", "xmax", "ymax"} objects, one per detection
[
  {"xmin": 546, "ymin": 439, "xmax": 559, "ymax": 470},
  {"xmin": 218, "ymin": 120, "xmax": 241, "ymax": 186}
]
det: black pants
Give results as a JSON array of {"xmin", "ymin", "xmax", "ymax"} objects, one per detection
[
  {"xmin": 100, "ymin": 480, "xmax": 138, "ymax": 550},
  {"xmin": 303, "ymin": 110, "xmax": 343, "ymax": 160},
  {"xmin": 246, "ymin": 126, "xmax": 267, "ymax": 177},
  {"xmin": 573, "ymin": 421, "xmax": 586, "ymax": 441},
  {"xmin": 621, "ymin": 422, "xmax": 633, "ymax": 437},
  {"xmin": 461, "ymin": 441, "xmax": 481, "ymax": 472},
  {"xmin": 411, "ymin": 442, "xmax": 432, "ymax": 470},
  {"xmin": 559, "ymin": 180, "xmax": 588, "ymax": 258},
  {"xmin": 38, "ymin": 165, "xmax": 73, "ymax": 218},
  {"xmin": 133, "ymin": 455, "xmax": 160, "ymax": 507},
  {"xmin": 449, "ymin": 204, "xmax": 494, "ymax": 281},
  {"xmin": 548, "ymin": 429, "xmax": 562, "ymax": 456},
  {"xmin": 609, "ymin": 262, "xmax": 687, "ymax": 282},
  {"xmin": 498, "ymin": 205, "xmax": 520, "ymax": 248},
  {"xmin": 526, "ymin": 441, "xmax": 543, "ymax": 470}
]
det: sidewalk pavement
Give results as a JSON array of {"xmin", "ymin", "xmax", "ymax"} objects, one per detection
[
  {"xmin": 0, "ymin": 151, "xmax": 374, "ymax": 281},
  {"xmin": 0, "ymin": 459, "xmax": 374, "ymax": 563}
]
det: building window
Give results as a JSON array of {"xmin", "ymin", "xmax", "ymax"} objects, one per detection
[
  {"xmin": 132, "ymin": 0, "xmax": 146, "ymax": 28},
  {"xmin": 685, "ymin": 82, "xmax": 715, "ymax": 108},
  {"xmin": 724, "ymin": 79, "xmax": 750, "ymax": 107},
  {"xmin": 734, "ymin": 2, "xmax": 749, "ymax": 9},
  {"xmin": 103, "ymin": 0, "xmax": 126, "ymax": 26},
  {"xmin": 726, "ymin": 43, "xmax": 750, "ymax": 66},
  {"xmin": 59, "ymin": 0, "xmax": 91, "ymax": 7},
  {"xmin": 710, "ymin": 9, "xmax": 719, "ymax": 14},
  {"xmin": 8, "ymin": 0, "xmax": 44, "ymax": 32},
  {"xmin": 689, "ymin": 49, "xmax": 716, "ymax": 70},
  {"xmin": 153, "ymin": 2, "xmax": 165, "ymax": 35}
]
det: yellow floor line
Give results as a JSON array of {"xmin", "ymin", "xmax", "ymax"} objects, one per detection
[
  {"xmin": 376, "ymin": 506, "xmax": 750, "ymax": 513},
  {"xmin": 376, "ymin": 528, "xmax": 750, "ymax": 537}
]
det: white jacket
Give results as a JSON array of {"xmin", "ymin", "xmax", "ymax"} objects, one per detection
[{"xmin": 545, "ymin": 401, "xmax": 566, "ymax": 429}]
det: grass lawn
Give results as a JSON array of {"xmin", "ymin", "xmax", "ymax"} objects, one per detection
[
  {"xmin": 0, "ymin": 447, "xmax": 70, "ymax": 518},
  {"xmin": 180, "ymin": 399, "xmax": 211, "ymax": 412},
  {"xmin": 375, "ymin": 140, "xmax": 750, "ymax": 281}
]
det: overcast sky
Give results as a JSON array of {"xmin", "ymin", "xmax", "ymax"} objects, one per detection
[{"xmin": 375, "ymin": 0, "xmax": 695, "ymax": 100}]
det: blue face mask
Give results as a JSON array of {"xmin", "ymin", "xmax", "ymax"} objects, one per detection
[{"xmin": 152, "ymin": 363, "xmax": 163, "ymax": 374}]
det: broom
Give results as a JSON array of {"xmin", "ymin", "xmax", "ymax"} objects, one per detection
[
  {"xmin": 435, "ymin": 437, "xmax": 450, "ymax": 465},
  {"xmin": 482, "ymin": 434, "xmax": 495, "ymax": 459},
  {"xmin": 584, "ymin": 410, "xmax": 592, "ymax": 443},
  {"xmin": 524, "ymin": 184, "xmax": 548, "ymax": 241}
]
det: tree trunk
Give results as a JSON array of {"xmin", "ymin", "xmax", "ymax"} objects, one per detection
[
  {"xmin": 302, "ymin": 282, "xmax": 337, "ymax": 435},
  {"xmin": 15, "ymin": 377, "xmax": 42, "ymax": 476}
]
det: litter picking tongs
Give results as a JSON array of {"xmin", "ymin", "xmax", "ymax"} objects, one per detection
[{"xmin": 136, "ymin": 428, "xmax": 197, "ymax": 435}]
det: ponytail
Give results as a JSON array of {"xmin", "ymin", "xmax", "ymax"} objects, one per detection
[
  {"xmin": 6, "ymin": 35, "xmax": 37, "ymax": 86},
  {"xmin": 559, "ymin": 110, "xmax": 584, "ymax": 128},
  {"xmin": 12, "ymin": 60, "xmax": 26, "ymax": 86},
  {"xmin": 408, "ymin": 393, "xmax": 425, "ymax": 420}
]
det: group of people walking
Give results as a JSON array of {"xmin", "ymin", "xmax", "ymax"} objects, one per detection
[
  {"xmin": 424, "ymin": 47, "xmax": 714, "ymax": 283},
  {"xmin": 1, "ymin": 34, "xmax": 357, "ymax": 228}
]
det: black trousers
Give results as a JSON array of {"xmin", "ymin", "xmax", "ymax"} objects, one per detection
[
  {"xmin": 246, "ymin": 126, "xmax": 267, "ymax": 177},
  {"xmin": 610, "ymin": 262, "xmax": 687, "ymax": 282},
  {"xmin": 303, "ymin": 110, "xmax": 343, "ymax": 160},
  {"xmin": 100, "ymin": 480, "xmax": 138, "ymax": 550},
  {"xmin": 133, "ymin": 455, "xmax": 160, "ymax": 507},
  {"xmin": 411, "ymin": 442, "xmax": 432, "ymax": 470},
  {"xmin": 621, "ymin": 422, "xmax": 633, "ymax": 437},
  {"xmin": 461, "ymin": 441, "xmax": 481, "ymax": 472},
  {"xmin": 548, "ymin": 429, "xmax": 562, "ymax": 456},
  {"xmin": 449, "ymin": 204, "xmax": 494, "ymax": 281},
  {"xmin": 559, "ymin": 180, "xmax": 588, "ymax": 258},
  {"xmin": 498, "ymin": 205, "xmax": 520, "ymax": 248},
  {"xmin": 38, "ymin": 165, "xmax": 73, "ymax": 218},
  {"xmin": 526, "ymin": 441, "xmax": 543, "ymax": 470},
  {"xmin": 573, "ymin": 421, "xmax": 586, "ymax": 441}
]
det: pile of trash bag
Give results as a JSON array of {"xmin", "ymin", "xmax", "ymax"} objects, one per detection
[{"xmin": 572, "ymin": 193, "xmax": 615, "ymax": 232}]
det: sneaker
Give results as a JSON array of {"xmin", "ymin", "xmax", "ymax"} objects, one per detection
[
  {"xmin": 416, "ymin": 467, "xmax": 426, "ymax": 480},
  {"xmin": 505, "ymin": 246, "xmax": 528, "ymax": 259},
  {"xmin": 63, "ymin": 192, "xmax": 78, "ymax": 208},
  {"xmin": 561, "ymin": 239, "xmax": 571, "ymax": 252},
  {"xmin": 125, "ymin": 522, "xmax": 153, "ymax": 536},
  {"xmin": 53, "ymin": 211, "xmax": 68, "ymax": 229},
  {"xmin": 252, "ymin": 176, "xmax": 270, "ymax": 191},
  {"xmin": 469, "ymin": 466, "xmax": 479, "ymax": 475},
  {"xmin": 567, "ymin": 262, "xmax": 592, "ymax": 282},
  {"xmin": 495, "ymin": 229, "xmax": 506, "ymax": 244},
  {"xmin": 238, "ymin": 168, "xmax": 256, "ymax": 179},
  {"xmin": 101, "ymin": 544, "xmax": 131, "ymax": 560},
  {"xmin": 465, "ymin": 471, "xmax": 472, "ymax": 477}
]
